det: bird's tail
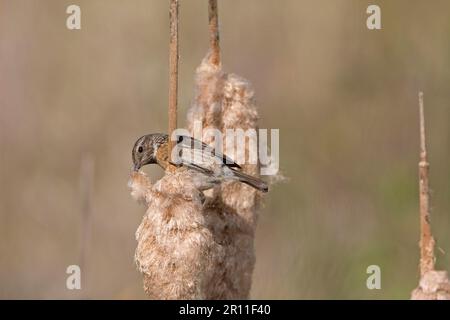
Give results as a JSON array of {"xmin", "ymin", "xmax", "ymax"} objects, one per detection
[{"xmin": 232, "ymin": 170, "xmax": 269, "ymax": 193}]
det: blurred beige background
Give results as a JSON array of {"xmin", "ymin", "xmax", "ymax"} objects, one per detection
[{"xmin": 1, "ymin": 0, "xmax": 449, "ymax": 299}]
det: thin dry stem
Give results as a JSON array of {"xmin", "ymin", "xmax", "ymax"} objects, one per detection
[
  {"xmin": 411, "ymin": 92, "xmax": 450, "ymax": 300},
  {"xmin": 418, "ymin": 91, "xmax": 435, "ymax": 276},
  {"xmin": 168, "ymin": 0, "xmax": 179, "ymax": 172},
  {"xmin": 208, "ymin": 0, "xmax": 221, "ymax": 66},
  {"xmin": 79, "ymin": 153, "xmax": 94, "ymax": 297}
]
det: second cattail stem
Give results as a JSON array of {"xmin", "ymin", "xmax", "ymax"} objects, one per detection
[{"xmin": 168, "ymin": 0, "xmax": 179, "ymax": 172}]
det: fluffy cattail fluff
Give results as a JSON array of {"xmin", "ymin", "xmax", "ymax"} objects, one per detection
[
  {"xmin": 130, "ymin": 52, "xmax": 262, "ymax": 299},
  {"xmin": 187, "ymin": 52, "xmax": 262, "ymax": 298},
  {"xmin": 411, "ymin": 270, "xmax": 450, "ymax": 300},
  {"xmin": 130, "ymin": 169, "xmax": 219, "ymax": 299},
  {"xmin": 188, "ymin": 51, "xmax": 262, "ymax": 226}
]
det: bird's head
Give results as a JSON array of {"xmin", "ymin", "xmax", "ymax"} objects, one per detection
[{"xmin": 132, "ymin": 134, "xmax": 159, "ymax": 171}]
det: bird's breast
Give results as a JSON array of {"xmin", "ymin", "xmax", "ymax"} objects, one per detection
[{"xmin": 155, "ymin": 143, "xmax": 170, "ymax": 169}]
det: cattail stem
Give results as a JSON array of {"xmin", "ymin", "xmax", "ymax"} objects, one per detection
[
  {"xmin": 208, "ymin": 0, "xmax": 220, "ymax": 66},
  {"xmin": 418, "ymin": 91, "xmax": 435, "ymax": 276},
  {"xmin": 168, "ymin": 0, "xmax": 179, "ymax": 172}
]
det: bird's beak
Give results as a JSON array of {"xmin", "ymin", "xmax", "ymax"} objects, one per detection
[{"xmin": 134, "ymin": 163, "xmax": 141, "ymax": 171}]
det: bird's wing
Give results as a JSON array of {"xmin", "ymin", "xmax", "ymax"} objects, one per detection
[{"xmin": 176, "ymin": 135, "xmax": 241, "ymax": 169}]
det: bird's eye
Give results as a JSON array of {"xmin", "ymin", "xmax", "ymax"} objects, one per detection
[{"xmin": 138, "ymin": 146, "xmax": 143, "ymax": 153}]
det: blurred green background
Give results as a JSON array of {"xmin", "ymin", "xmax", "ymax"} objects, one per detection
[{"xmin": 1, "ymin": 0, "xmax": 449, "ymax": 299}]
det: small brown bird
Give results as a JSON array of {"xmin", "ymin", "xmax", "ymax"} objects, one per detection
[{"xmin": 132, "ymin": 133, "xmax": 268, "ymax": 192}]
